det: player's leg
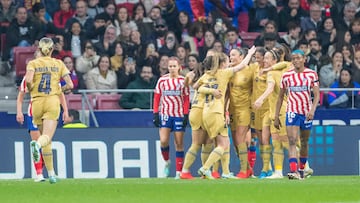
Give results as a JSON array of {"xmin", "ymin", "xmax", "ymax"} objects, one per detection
[
  {"xmin": 201, "ymin": 134, "xmax": 212, "ymax": 165},
  {"xmin": 286, "ymin": 125, "xmax": 300, "ymax": 179},
  {"xmin": 211, "ymin": 140, "xmax": 221, "ymax": 179},
  {"xmin": 29, "ymin": 128, "xmax": 45, "ymax": 182},
  {"xmin": 247, "ymin": 129, "xmax": 257, "ymax": 175},
  {"xmin": 159, "ymin": 127, "xmax": 171, "ymax": 177},
  {"xmin": 173, "ymin": 116, "xmax": 186, "ymax": 179},
  {"xmin": 267, "ymin": 132, "xmax": 285, "ymax": 179},
  {"xmin": 259, "ymin": 125, "xmax": 272, "ymax": 178},
  {"xmin": 234, "ymin": 125, "xmax": 249, "ymax": 178}
]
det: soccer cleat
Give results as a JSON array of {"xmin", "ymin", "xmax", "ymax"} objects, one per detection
[
  {"xmin": 211, "ymin": 171, "xmax": 221, "ymax": 179},
  {"xmin": 304, "ymin": 168, "xmax": 314, "ymax": 178},
  {"xmin": 266, "ymin": 172, "xmax": 284, "ymax": 179},
  {"xmin": 287, "ymin": 172, "xmax": 302, "ymax": 180},
  {"xmin": 236, "ymin": 171, "xmax": 249, "ymax": 179},
  {"xmin": 34, "ymin": 174, "xmax": 45, "ymax": 182},
  {"xmin": 30, "ymin": 141, "xmax": 41, "ymax": 163},
  {"xmin": 221, "ymin": 172, "xmax": 238, "ymax": 179},
  {"xmin": 197, "ymin": 167, "xmax": 214, "ymax": 179},
  {"xmin": 258, "ymin": 171, "xmax": 268, "ymax": 179},
  {"xmin": 266, "ymin": 170, "xmax": 273, "ymax": 176},
  {"xmin": 174, "ymin": 171, "xmax": 181, "ymax": 180},
  {"xmin": 180, "ymin": 172, "xmax": 194, "ymax": 179},
  {"xmin": 49, "ymin": 176, "xmax": 57, "ymax": 184},
  {"xmin": 164, "ymin": 161, "xmax": 171, "ymax": 178}
]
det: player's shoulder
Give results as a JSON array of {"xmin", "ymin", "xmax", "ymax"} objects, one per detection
[{"xmin": 304, "ymin": 68, "xmax": 317, "ymax": 74}]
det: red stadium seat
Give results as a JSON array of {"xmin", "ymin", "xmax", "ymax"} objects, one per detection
[
  {"xmin": 96, "ymin": 94, "xmax": 122, "ymax": 110},
  {"xmin": 66, "ymin": 94, "xmax": 96, "ymax": 110},
  {"xmin": 13, "ymin": 46, "xmax": 37, "ymax": 77},
  {"xmin": 240, "ymin": 32, "xmax": 260, "ymax": 47}
]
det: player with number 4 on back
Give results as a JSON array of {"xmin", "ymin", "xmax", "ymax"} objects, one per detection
[
  {"xmin": 274, "ymin": 50, "xmax": 320, "ymax": 180},
  {"xmin": 25, "ymin": 37, "xmax": 74, "ymax": 183},
  {"xmin": 153, "ymin": 56, "xmax": 190, "ymax": 179}
]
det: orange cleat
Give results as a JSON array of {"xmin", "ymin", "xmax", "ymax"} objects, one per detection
[
  {"xmin": 212, "ymin": 171, "xmax": 221, "ymax": 179},
  {"xmin": 180, "ymin": 172, "xmax": 194, "ymax": 179},
  {"xmin": 236, "ymin": 171, "xmax": 249, "ymax": 179}
]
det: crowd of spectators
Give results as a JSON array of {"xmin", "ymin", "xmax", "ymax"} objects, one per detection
[{"xmin": 1, "ymin": 0, "xmax": 360, "ymax": 109}]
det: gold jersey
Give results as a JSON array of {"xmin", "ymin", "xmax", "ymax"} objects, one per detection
[
  {"xmin": 252, "ymin": 63, "xmax": 269, "ymax": 111},
  {"xmin": 27, "ymin": 56, "xmax": 69, "ymax": 98},
  {"xmin": 228, "ymin": 65, "xmax": 254, "ymax": 110},
  {"xmin": 191, "ymin": 90, "xmax": 205, "ymax": 109},
  {"xmin": 198, "ymin": 68, "xmax": 233, "ymax": 114},
  {"xmin": 267, "ymin": 67, "xmax": 290, "ymax": 120}
]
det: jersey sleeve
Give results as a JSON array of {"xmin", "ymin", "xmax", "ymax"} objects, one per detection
[
  {"xmin": 154, "ymin": 78, "xmax": 162, "ymax": 94},
  {"xmin": 312, "ymin": 71, "xmax": 319, "ymax": 87},
  {"xmin": 26, "ymin": 60, "xmax": 35, "ymax": 72},
  {"xmin": 267, "ymin": 71, "xmax": 275, "ymax": 84},
  {"xmin": 280, "ymin": 74, "xmax": 287, "ymax": 89}
]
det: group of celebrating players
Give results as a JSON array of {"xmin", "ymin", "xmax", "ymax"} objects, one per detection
[{"xmin": 153, "ymin": 43, "xmax": 319, "ymax": 180}]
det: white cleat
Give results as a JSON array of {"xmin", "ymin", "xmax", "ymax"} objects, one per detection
[
  {"xmin": 164, "ymin": 161, "xmax": 170, "ymax": 178},
  {"xmin": 221, "ymin": 172, "xmax": 238, "ymax": 179},
  {"xmin": 287, "ymin": 172, "xmax": 302, "ymax": 180},
  {"xmin": 197, "ymin": 167, "xmax": 214, "ymax": 179},
  {"xmin": 304, "ymin": 168, "xmax": 314, "ymax": 178},
  {"xmin": 266, "ymin": 172, "xmax": 284, "ymax": 179},
  {"xmin": 34, "ymin": 174, "xmax": 45, "ymax": 182},
  {"xmin": 174, "ymin": 171, "xmax": 181, "ymax": 180}
]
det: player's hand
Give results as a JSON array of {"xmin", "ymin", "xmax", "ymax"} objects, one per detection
[
  {"xmin": 16, "ymin": 113, "xmax": 24, "ymax": 125},
  {"xmin": 253, "ymin": 99, "xmax": 263, "ymax": 110},
  {"xmin": 153, "ymin": 113, "xmax": 160, "ymax": 127},
  {"xmin": 274, "ymin": 117, "xmax": 281, "ymax": 130},
  {"xmin": 248, "ymin": 45, "xmax": 256, "ymax": 56},
  {"xmin": 225, "ymin": 114, "xmax": 230, "ymax": 126},
  {"xmin": 62, "ymin": 111, "xmax": 71, "ymax": 124},
  {"xmin": 213, "ymin": 89, "xmax": 222, "ymax": 99},
  {"xmin": 182, "ymin": 114, "xmax": 189, "ymax": 128},
  {"xmin": 306, "ymin": 110, "xmax": 315, "ymax": 121}
]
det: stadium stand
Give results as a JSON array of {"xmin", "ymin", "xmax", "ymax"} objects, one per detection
[
  {"xmin": 65, "ymin": 94, "xmax": 97, "ymax": 110},
  {"xmin": 96, "ymin": 94, "xmax": 122, "ymax": 110},
  {"xmin": 13, "ymin": 46, "xmax": 37, "ymax": 77}
]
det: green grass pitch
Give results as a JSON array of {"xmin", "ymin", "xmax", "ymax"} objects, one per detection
[{"xmin": 0, "ymin": 176, "xmax": 359, "ymax": 203}]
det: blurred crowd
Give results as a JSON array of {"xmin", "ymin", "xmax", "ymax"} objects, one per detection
[{"xmin": 1, "ymin": 0, "xmax": 360, "ymax": 109}]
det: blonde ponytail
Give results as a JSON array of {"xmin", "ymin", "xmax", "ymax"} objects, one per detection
[{"xmin": 38, "ymin": 37, "xmax": 54, "ymax": 56}]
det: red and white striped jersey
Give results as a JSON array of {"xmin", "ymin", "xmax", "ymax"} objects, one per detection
[
  {"xmin": 154, "ymin": 74, "xmax": 190, "ymax": 117},
  {"xmin": 19, "ymin": 77, "xmax": 32, "ymax": 116},
  {"xmin": 280, "ymin": 68, "xmax": 319, "ymax": 115}
]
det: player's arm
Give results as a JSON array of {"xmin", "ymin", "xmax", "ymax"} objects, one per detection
[
  {"xmin": 254, "ymin": 80, "xmax": 275, "ymax": 110},
  {"xmin": 274, "ymin": 87, "xmax": 286, "ymax": 129},
  {"xmin": 307, "ymin": 85, "xmax": 320, "ymax": 121},
  {"xmin": 24, "ymin": 70, "xmax": 34, "ymax": 92},
  {"xmin": 61, "ymin": 74, "xmax": 74, "ymax": 92},
  {"xmin": 231, "ymin": 46, "xmax": 256, "ymax": 73},
  {"xmin": 16, "ymin": 91, "xmax": 25, "ymax": 125}
]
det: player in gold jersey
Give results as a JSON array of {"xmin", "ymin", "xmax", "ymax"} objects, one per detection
[
  {"xmin": 25, "ymin": 37, "xmax": 73, "ymax": 183},
  {"xmin": 197, "ymin": 47, "xmax": 256, "ymax": 179}
]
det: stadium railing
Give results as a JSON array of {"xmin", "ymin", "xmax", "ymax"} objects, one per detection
[{"xmin": 76, "ymin": 88, "xmax": 360, "ymax": 127}]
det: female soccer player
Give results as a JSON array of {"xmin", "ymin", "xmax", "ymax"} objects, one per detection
[
  {"xmin": 153, "ymin": 56, "xmax": 190, "ymax": 179},
  {"xmin": 196, "ymin": 46, "xmax": 256, "ymax": 179},
  {"xmin": 25, "ymin": 37, "xmax": 74, "ymax": 184}
]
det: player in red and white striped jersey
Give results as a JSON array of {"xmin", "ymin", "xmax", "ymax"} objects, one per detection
[
  {"xmin": 153, "ymin": 56, "xmax": 190, "ymax": 179},
  {"xmin": 274, "ymin": 49, "xmax": 320, "ymax": 180}
]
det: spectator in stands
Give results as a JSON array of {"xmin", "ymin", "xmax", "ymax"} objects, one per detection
[
  {"xmin": 317, "ymin": 17, "xmax": 337, "ymax": 55},
  {"xmin": 337, "ymin": 2, "xmax": 357, "ymax": 31},
  {"xmin": 62, "ymin": 55, "xmax": 79, "ymax": 91},
  {"xmin": 224, "ymin": 27, "xmax": 246, "ymax": 54},
  {"xmin": 3, "ymin": 7, "xmax": 43, "ymax": 61},
  {"xmin": 116, "ymin": 56, "xmax": 137, "ymax": 89},
  {"xmin": 140, "ymin": 42, "xmax": 159, "ymax": 69},
  {"xmin": 149, "ymin": 18, "xmax": 168, "ymax": 50},
  {"xmin": 65, "ymin": 0, "xmax": 94, "ymax": 35},
  {"xmin": 158, "ymin": 0, "xmax": 179, "ymax": 32},
  {"xmin": 254, "ymin": 20, "xmax": 279, "ymax": 46},
  {"xmin": 129, "ymin": 30, "xmax": 144, "ymax": 59},
  {"xmin": 320, "ymin": 51, "xmax": 345, "ymax": 89},
  {"xmin": 280, "ymin": 21, "xmax": 302, "ymax": 50},
  {"xmin": 352, "ymin": 49, "xmax": 360, "ymax": 83},
  {"xmin": 213, "ymin": 39, "xmax": 225, "ymax": 53},
  {"xmin": 302, "ymin": 28, "xmax": 317, "ymax": 42},
  {"xmin": 0, "ymin": 0, "xmax": 17, "ymax": 34},
  {"xmin": 86, "ymin": 54, "xmax": 117, "ymax": 94},
  {"xmin": 76, "ymin": 40, "xmax": 99, "ymax": 76},
  {"xmin": 154, "ymin": 54, "xmax": 169, "ymax": 78},
  {"xmin": 350, "ymin": 18, "xmax": 360, "ymax": 49},
  {"xmin": 328, "ymin": 30, "xmax": 351, "ymax": 57},
  {"xmin": 176, "ymin": 45, "xmax": 188, "ymax": 74},
  {"xmin": 117, "ymin": 21, "xmax": 132, "ymax": 47},
  {"xmin": 148, "ymin": 5, "xmax": 162, "ymax": 24},
  {"xmin": 182, "ymin": 53, "xmax": 199, "ymax": 77},
  {"xmin": 114, "ymin": 6, "xmax": 137, "ymax": 36},
  {"xmin": 328, "ymin": 68, "xmax": 360, "ymax": 108},
  {"xmin": 198, "ymin": 30, "xmax": 216, "ymax": 61},
  {"xmin": 300, "ymin": 3, "xmax": 322, "ymax": 32},
  {"xmin": 87, "ymin": 12, "xmax": 110, "ymax": 43},
  {"xmin": 115, "ymin": 0, "xmax": 137, "ymax": 17},
  {"xmin": 53, "ymin": 0, "xmax": 75, "ymax": 31},
  {"xmin": 296, "ymin": 39, "xmax": 310, "ymax": 56},
  {"xmin": 119, "ymin": 65, "xmax": 156, "ymax": 109},
  {"xmin": 263, "ymin": 32, "xmax": 280, "ymax": 50},
  {"xmin": 187, "ymin": 21, "xmax": 206, "ymax": 55},
  {"xmin": 175, "ymin": 11, "xmax": 193, "ymax": 45},
  {"xmin": 103, "ymin": 1, "xmax": 116, "ymax": 24},
  {"xmin": 339, "ymin": 42, "xmax": 354, "ymax": 69},
  {"xmin": 110, "ymin": 41, "xmax": 124, "ymax": 71},
  {"xmin": 158, "ymin": 31, "xmax": 178, "ymax": 57},
  {"xmin": 278, "ymin": 0, "xmax": 309, "ymax": 32},
  {"xmin": 52, "ymin": 34, "xmax": 72, "ymax": 60},
  {"xmin": 63, "ymin": 20, "xmax": 87, "ymax": 58},
  {"xmin": 63, "ymin": 109, "xmax": 88, "ymax": 128},
  {"xmin": 87, "ymin": 0, "xmax": 104, "ymax": 19},
  {"xmin": 248, "ymin": 0, "xmax": 279, "ymax": 32},
  {"xmin": 306, "ymin": 38, "xmax": 323, "ymax": 73},
  {"xmin": 94, "ymin": 24, "xmax": 117, "ymax": 56},
  {"xmin": 132, "ymin": 2, "xmax": 153, "ymax": 39},
  {"xmin": 31, "ymin": 3, "xmax": 59, "ymax": 35}
]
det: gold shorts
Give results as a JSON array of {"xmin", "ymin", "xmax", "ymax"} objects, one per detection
[
  {"xmin": 203, "ymin": 112, "xmax": 228, "ymax": 139},
  {"xmin": 189, "ymin": 107, "xmax": 203, "ymax": 130},
  {"xmin": 251, "ymin": 109, "xmax": 270, "ymax": 130},
  {"xmin": 229, "ymin": 106, "xmax": 251, "ymax": 130},
  {"xmin": 31, "ymin": 95, "xmax": 60, "ymax": 126}
]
